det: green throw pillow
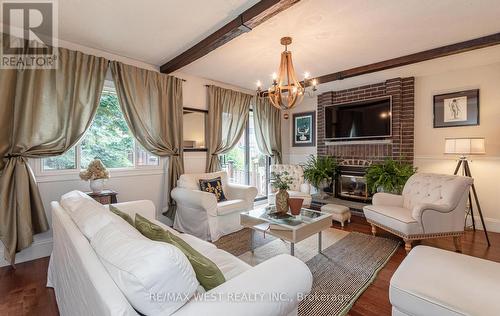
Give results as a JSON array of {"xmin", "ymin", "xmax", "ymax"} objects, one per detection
[
  {"xmin": 109, "ymin": 205, "xmax": 134, "ymax": 226},
  {"xmin": 134, "ymin": 213, "xmax": 226, "ymax": 290}
]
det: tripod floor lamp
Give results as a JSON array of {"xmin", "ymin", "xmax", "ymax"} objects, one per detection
[{"xmin": 445, "ymin": 137, "xmax": 490, "ymax": 246}]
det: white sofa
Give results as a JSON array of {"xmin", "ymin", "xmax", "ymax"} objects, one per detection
[
  {"xmin": 363, "ymin": 173, "xmax": 473, "ymax": 253},
  {"xmin": 172, "ymin": 171, "xmax": 258, "ymax": 241},
  {"xmin": 390, "ymin": 246, "xmax": 500, "ymax": 316},
  {"xmin": 48, "ymin": 194, "xmax": 313, "ymax": 316},
  {"xmin": 269, "ymin": 164, "xmax": 312, "ymax": 208}
]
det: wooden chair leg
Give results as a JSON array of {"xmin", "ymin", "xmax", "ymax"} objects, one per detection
[
  {"xmin": 371, "ymin": 224, "xmax": 377, "ymax": 236},
  {"xmin": 404, "ymin": 240, "xmax": 412, "ymax": 254},
  {"xmin": 453, "ymin": 236, "xmax": 462, "ymax": 253}
]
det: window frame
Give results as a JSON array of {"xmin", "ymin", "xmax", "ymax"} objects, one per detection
[
  {"xmin": 33, "ymin": 82, "xmax": 165, "ymax": 182},
  {"xmin": 221, "ymin": 109, "xmax": 271, "ymax": 201}
]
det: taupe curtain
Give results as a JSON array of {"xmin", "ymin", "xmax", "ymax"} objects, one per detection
[
  {"xmin": 110, "ymin": 61, "xmax": 183, "ymax": 220},
  {"xmin": 0, "ymin": 44, "xmax": 108, "ymax": 264},
  {"xmin": 253, "ymin": 97, "xmax": 283, "ymax": 164},
  {"xmin": 206, "ymin": 85, "xmax": 253, "ymax": 172}
]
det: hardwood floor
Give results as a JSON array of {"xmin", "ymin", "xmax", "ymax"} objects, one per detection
[{"xmin": 1, "ymin": 215, "xmax": 499, "ymax": 316}]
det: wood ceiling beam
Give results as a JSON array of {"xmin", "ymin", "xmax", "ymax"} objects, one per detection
[
  {"xmin": 311, "ymin": 32, "xmax": 500, "ymax": 86},
  {"xmin": 160, "ymin": 0, "xmax": 300, "ymax": 74}
]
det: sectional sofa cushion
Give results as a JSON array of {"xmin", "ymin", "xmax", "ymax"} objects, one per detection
[
  {"xmin": 91, "ymin": 223, "xmax": 199, "ymax": 315},
  {"xmin": 60, "ymin": 190, "xmax": 113, "ymax": 239},
  {"xmin": 109, "ymin": 205, "xmax": 134, "ymax": 226},
  {"xmin": 135, "ymin": 214, "xmax": 226, "ymax": 291}
]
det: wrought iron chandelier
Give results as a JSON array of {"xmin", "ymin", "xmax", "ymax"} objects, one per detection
[{"xmin": 257, "ymin": 36, "xmax": 317, "ymax": 110}]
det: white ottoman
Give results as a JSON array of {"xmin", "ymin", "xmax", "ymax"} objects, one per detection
[
  {"xmin": 320, "ymin": 204, "xmax": 351, "ymax": 227},
  {"xmin": 390, "ymin": 246, "xmax": 500, "ymax": 316}
]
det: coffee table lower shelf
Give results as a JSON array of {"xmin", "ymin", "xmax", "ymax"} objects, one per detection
[{"xmin": 241, "ymin": 219, "xmax": 330, "ymax": 256}]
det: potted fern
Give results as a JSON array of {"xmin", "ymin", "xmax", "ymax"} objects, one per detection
[
  {"xmin": 302, "ymin": 155, "xmax": 338, "ymax": 196},
  {"xmin": 365, "ymin": 159, "xmax": 416, "ymax": 194}
]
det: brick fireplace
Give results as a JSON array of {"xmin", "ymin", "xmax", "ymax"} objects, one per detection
[{"xmin": 316, "ymin": 77, "xmax": 415, "ymax": 201}]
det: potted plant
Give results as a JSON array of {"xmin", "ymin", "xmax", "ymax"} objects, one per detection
[
  {"xmin": 302, "ymin": 155, "xmax": 338, "ymax": 196},
  {"xmin": 79, "ymin": 159, "xmax": 110, "ymax": 193},
  {"xmin": 270, "ymin": 171, "xmax": 293, "ymax": 214},
  {"xmin": 365, "ymin": 159, "xmax": 416, "ymax": 194}
]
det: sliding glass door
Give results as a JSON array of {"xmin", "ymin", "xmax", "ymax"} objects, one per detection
[{"xmin": 221, "ymin": 111, "xmax": 270, "ymax": 200}]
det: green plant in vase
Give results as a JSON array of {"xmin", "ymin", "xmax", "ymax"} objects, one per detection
[
  {"xmin": 302, "ymin": 155, "xmax": 338, "ymax": 196},
  {"xmin": 365, "ymin": 159, "xmax": 416, "ymax": 194},
  {"xmin": 270, "ymin": 171, "xmax": 293, "ymax": 214}
]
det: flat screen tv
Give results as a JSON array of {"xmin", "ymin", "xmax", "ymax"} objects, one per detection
[{"xmin": 324, "ymin": 96, "xmax": 392, "ymax": 140}]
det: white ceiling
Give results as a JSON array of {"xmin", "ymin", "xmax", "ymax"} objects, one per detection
[
  {"xmin": 57, "ymin": 0, "xmax": 259, "ymax": 65},
  {"xmin": 36, "ymin": 0, "xmax": 500, "ymax": 89},
  {"xmin": 181, "ymin": 0, "xmax": 500, "ymax": 89}
]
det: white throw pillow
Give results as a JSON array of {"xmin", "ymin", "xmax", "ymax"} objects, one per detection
[
  {"xmin": 91, "ymin": 223, "xmax": 199, "ymax": 315},
  {"xmin": 60, "ymin": 190, "xmax": 113, "ymax": 239}
]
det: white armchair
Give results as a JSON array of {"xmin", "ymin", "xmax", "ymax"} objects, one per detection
[
  {"xmin": 172, "ymin": 171, "xmax": 258, "ymax": 241},
  {"xmin": 269, "ymin": 164, "xmax": 312, "ymax": 207},
  {"xmin": 363, "ymin": 173, "xmax": 473, "ymax": 253}
]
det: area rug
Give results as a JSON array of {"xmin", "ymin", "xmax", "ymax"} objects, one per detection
[
  {"xmin": 230, "ymin": 230, "xmax": 399, "ymax": 316},
  {"xmin": 299, "ymin": 232, "xmax": 399, "ymax": 316},
  {"xmin": 238, "ymin": 228, "xmax": 349, "ymax": 265}
]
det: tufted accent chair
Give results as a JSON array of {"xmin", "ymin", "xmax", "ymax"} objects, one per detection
[
  {"xmin": 172, "ymin": 171, "xmax": 258, "ymax": 241},
  {"xmin": 363, "ymin": 173, "xmax": 473, "ymax": 253},
  {"xmin": 269, "ymin": 164, "xmax": 312, "ymax": 207}
]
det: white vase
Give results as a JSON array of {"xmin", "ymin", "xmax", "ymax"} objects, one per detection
[{"xmin": 89, "ymin": 179, "xmax": 105, "ymax": 193}]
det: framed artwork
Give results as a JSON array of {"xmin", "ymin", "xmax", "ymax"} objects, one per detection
[
  {"xmin": 433, "ymin": 89, "xmax": 479, "ymax": 128},
  {"xmin": 292, "ymin": 111, "xmax": 316, "ymax": 147}
]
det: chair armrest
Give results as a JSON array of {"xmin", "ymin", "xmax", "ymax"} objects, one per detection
[
  {"xmin": 174, "ymin": 254, "xmax": 312, "ymax": 316},
  {"xmin": 225, "ymin": 183, "xmax": 258, "ymax": 204},
  {"xmin": 372, "ymin": 192, "xmax": 404, "ymax": 207},
  {"xmin": 108, "ymin": 200, "xmax": 156, "ymax": 220},
  {"xmin": 411, "ymin": 203, "xmax": 452, "ymax": 221},
  {"xmin": 171, "ymin": 187, "xmax": 218, "ymax": 216},
  {"xmin": 300, "ymin": 183, "xmax": 311, "ymax": 194}
]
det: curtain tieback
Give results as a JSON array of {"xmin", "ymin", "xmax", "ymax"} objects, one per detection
[{"xmin": 4, "ymin": 154, "xmax": 23, "ymax": 158}]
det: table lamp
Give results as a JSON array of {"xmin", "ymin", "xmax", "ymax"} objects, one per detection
[{"xmin": 444, "ymin": 137, "xmax": 490, "ymax": 246}]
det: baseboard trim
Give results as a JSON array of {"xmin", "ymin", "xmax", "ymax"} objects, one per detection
[
  {"xmin": 465, "ymin": 215, "xmax": 500, "ymax": 233},
  {"xmin": 0, "ymin": 238, "xmax": 53, "ymax": 267}
]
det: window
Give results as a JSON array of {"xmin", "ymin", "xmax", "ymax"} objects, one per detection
[
  {"xmin": 40, "ymin": 89, "xmax": 160, "ymax": 174},
  {"xmin": 221, "ymin": 111, "xmax": 270, "ymax": 200}
]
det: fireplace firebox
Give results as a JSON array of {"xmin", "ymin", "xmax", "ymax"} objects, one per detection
[{"xmin": 335, "ymin": 159, "xmax": 372, "ymax": 202}]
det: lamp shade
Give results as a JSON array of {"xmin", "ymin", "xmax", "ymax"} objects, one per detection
[{"xmin": 444, "ymin": 137, "xmax": 485, "ymax": 155}]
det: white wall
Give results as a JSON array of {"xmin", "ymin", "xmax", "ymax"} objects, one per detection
[
  {"xmin": 281, "ymin": 96, "xmax": 318, "ymax": 164},
  {"xmin": 413, "ymin": 62, "xmax": 500, "ymax": 232}
]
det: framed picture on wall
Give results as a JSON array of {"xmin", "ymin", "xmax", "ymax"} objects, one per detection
[
  {"xmin": 433, "ymin": 89, "xmax": 479, "ymax": 128},
  {"xmin": 292, "ymin": 111, "xmax": 316, "ymax": 147}
]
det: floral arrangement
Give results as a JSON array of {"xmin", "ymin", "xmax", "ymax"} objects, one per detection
[
  {"xmin": 79, "ymin": 159, "xmax": 110, "ymax": 181},
  {"xmin": 270, "ymin": 171, "xmax": 294, "ymax": 190}
]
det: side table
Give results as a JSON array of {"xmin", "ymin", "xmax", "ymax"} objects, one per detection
[{"xmin": 86, "ymin": 189, "xmax": 118, "ymax": 205}]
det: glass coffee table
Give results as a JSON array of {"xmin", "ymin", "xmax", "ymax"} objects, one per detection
[{"xmin": 240, "ymin": 206, "xmax": 333, "ymax": 256}]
